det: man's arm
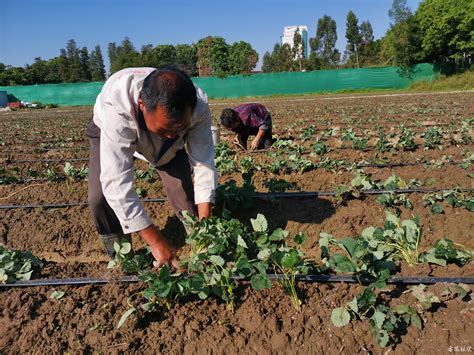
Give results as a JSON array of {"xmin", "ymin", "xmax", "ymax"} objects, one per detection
[
  {"xmin": 197, "ymin": 202, "xmax": 212, "ymax": 220},
  {"xmin": 139, "ymin": 225, "xmax": 178, "ymax": 267},
  {"xmin": 186, "ymin": 103, "xmax": 218, "ymax": 213},
  {"xmin": 251, "ymin": 128, "xmax": 267, "ymax": 150}
]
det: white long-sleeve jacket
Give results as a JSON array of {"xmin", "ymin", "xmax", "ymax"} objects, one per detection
[{"xmin": 92, "ymin": 67, "xmax": 218, "ymax": 233}]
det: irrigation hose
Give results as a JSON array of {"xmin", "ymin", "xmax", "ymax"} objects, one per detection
[
  {"xmin": 0, "ymin": 188, "xmax": 471, "ymax": 210},
  {"xmin": 3, "ymin": 157, "xmax": 464, "ymax": 169},
  {"xmin": 1, "ymin": 274, "xmax": 473, "ymax": 288}
]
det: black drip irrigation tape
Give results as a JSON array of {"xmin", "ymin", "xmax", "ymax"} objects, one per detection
[
  {"xmin": 2, "ymin": 274, "xmax": 473, "ymax": 288},
  {"xmin": 3, "ymin": 157, "xmax": 465, "ymax": 169},
  {"xmin": 5, "ymin": 158, "xmax": 89, "ymax": 163},
  {"xmin": 252, "ymin": 187, "xmax": 472, "ymax": 199},
  {"xmin": 0, "ymin": 188, "xmax": 471, "ymax": 210}
]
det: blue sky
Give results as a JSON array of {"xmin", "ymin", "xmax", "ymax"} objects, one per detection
[{"xmin": 0, "ymin": 0, "xmax": 421, "ymax": 71}]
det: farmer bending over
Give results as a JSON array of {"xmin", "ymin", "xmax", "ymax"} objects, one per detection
[
  {"xmin": 220, "ymin": 103, "xmax": 273, "ymax": 150},
  {"xmin": 86, "ymin": 66, "xmax": 217, "ymax": 268}
]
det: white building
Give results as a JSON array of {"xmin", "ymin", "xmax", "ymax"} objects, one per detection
[{"xmin": 281, "ymin": 25, "xmax": 308, "ymax": 59}]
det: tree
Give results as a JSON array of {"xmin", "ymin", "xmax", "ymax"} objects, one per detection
[
  {"xmin": 345, "ymin": 11, "xmax": 362, "ymax": 68},
  {"xmin": 196, "ymin": 36, "xmax": 230, "ymax": 77},
  {"xmin": 65, "ymin": 39, "xmax": 82, "ymax": 82},
  {"xmin": 415, "ymin": 0, "xmax": 473, "ymax": 70},
  {"xmin": 151, "ymin": 45, "xmax": 177, "ymax": 68},
  {"xmin": 381, "ymin": 0, "xmax": 422, "ymax": 72},
  {"xmin": 309, "ymin": 15, "xmax": 340, "ymax": 69},
  {"xmin": 292, "ymin": 27, "xmax": 304, "ymax": 71},
  {"xmin": 261, "ymin": 43, "xmax": 295, "ymax": 72},
  {"xmin": 139, "ymin": 44, "xmax": 154, "ymax": 67},
  {"xmin": 27, "ymin": 57, "xmax": 48, "ymax": 84},
  {"xmin": 276, "ymin": 43, "xmax": 294, "ymax": 72},
  {"xmin": 58, "ymin": 48, "xmax": 69, "ymax": 82},
  {"xmin": 89, "ymin": 45, "xmax": 106, "ymax": 81},
  {"xmin": 227, "ymin": 41, "xmax": 258, "ymax": 75},
  {"xmin": 175, "ymin": 44, "xmax": 197, "ymax": 76},
  {"xmin": 79, "ymin": 47, "xmax": 91, "ymax": 81},
  {"xmin": 389, "ymin": 0, "xmax": 412, "ymax": 25},
  {"xmin": 262, "ymin": 51, "xmax": 273, "ymax": 73},
  {"xmin": 209, "ymin": 37, "xmax": 229, "ymax": 77},
  {"xmin": 43, "ymin": 57, "xmax": 61, "ymax": 83},
  {"xmin": 108, "ymin": 37, "xmax": 139, "ymax": 74},
  {"xmin": 359, "ymin": 20, "xmax": 376, "ymax": 66},
  {"xmin": 108, "ymin": 42, "xmax": 118, "ymax": 72},
  {"xmin": 196, "ymin": 36, "xmax": 213, "ymax": 77}
]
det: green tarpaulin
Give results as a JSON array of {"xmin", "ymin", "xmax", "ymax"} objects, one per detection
[{"xmin": 0, "ymin": 63, "xmax": 437, "ymax": 106}]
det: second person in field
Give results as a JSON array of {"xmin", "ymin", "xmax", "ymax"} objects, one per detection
[{"xmin": 220, "ymin": 103, "xmax": 273, "ymax": 150}]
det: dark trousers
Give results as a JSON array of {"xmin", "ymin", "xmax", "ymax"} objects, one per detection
[{"xmin": 86, "ymin": 119, "xmax": 196, "ymax": 235}]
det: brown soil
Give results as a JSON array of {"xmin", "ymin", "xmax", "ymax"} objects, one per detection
[{"xmin": 1, "ymin": 91, "xmax": 473, "ymax": 353}]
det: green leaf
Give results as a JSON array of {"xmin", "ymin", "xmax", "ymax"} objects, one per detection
[
  {"xmin": 361, "ymin": 226, "xmax": 376, "ymax": 239},
  {"xmin": 50, "ymin": 290, "xmax": 65, "ymax": 300},
  {"xmin": 293, "ymin": 232, "xmax": 307, "ymax": 245},
  {"xmin": 235, "ymin": 258, "xmax": 253, "ymax": 277},
  {"xmin": 209, "ymin": 255, "xmax": 225, "ymax": 267},
  {"xmin": 371, "ymin": 310, "xmax": 386, "ymax": 330},
  {"xmin": 329, "ymin": 254, "xmax": 356, "ymax": 273},
  {"xmin": 140, "ymin": 302, "xmax": 155, "ymax": 312},
  {"xmin": 117, "ymin": 308, "xmax": 136, "ymax": 329},
  {"xmin": 431, "ymin": 203, "xmax": 444, "ymax": 214},
  {"xmin": 347, "ymin": 297, "xmax": 359, "ymax": 313},
  {"xmin": 269, "ymin": 228, "xmax": 288, "ymax": 241},
  {"xmin": 257, "ymin": 248, "xmax": 272, "ymax": 261},
  {"xmin": 281, "ymin": 249, "xmax": 301, "ymax": 269},
  {"xmin": 197, "ymin": 288, "xmax": 210, "ymax": 300},
  {"xmin": 251, "ymin": 214, "xmax": 268, "ymax": 232},
  {"xmin": 393, "ymin": 304, "xmax": 410, "ymax": 314},
  {"xmin": 340, "ymin": 238, "xmax": 357, "ymax": 258},
  {"xmin": 385, "ymin": 210, "xmax": 399, "ymax": 226},
  {"xmin": 107, "ymin": 259, "xmax": 117, "ymax": 269},
  {"xmin": 120, "ymin": 242, "xmax": 132, "ymax": 254},
  {"xmin": 376, "ymin": 330, "xmax": 390, "ymax": 347},
  {"xmin": 331, "ymin": 307, "xmax": 351, "ymax": 327},
  {"xmin": 419, "ymin": 250, "xmax": 447, "ymax": 266},
  {"xmin": 411, "ymin": 313, "xmax": 422, "ymax": 330},
  {"xmin": 237, "ymin": 235, "xmax": 248, "ymax": 249},
  {"xmin": 370, "ymin": 270, "xmax": 390, "ymax": 289},
  {"xmin": 250, "ymin": 274, "xmax": 272, "ymax": 290}
]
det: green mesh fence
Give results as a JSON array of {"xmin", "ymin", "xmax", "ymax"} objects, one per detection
[{"xmin": 0, "ymin": 63, "xmax": 437, "ymax": 106}]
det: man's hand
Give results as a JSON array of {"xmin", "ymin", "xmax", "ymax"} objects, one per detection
[
  {"xmin": 138, "ymin": 224, "xmax": 178, "ymax": 268},
  {"xmin": 250, "ymin": 137, "xmax": 260, "ymax": 150},
  {"xmin": 233, "ymin": 136, "xmax": 246, "ymax": 150},
  {"xmin": 251, "ymin": 128, "xmax": 267, "ymax": 150}
]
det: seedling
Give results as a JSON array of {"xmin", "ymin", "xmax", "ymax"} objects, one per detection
[
  {"xmin": 377, "ymin": 192, "xmax": 413, "ymax": 216},
  {"xmin": 422, "ymin": 127, "xmax": 443, "ymax": 150},
  {"xmin": 419, "ymin": 239, "xmax": 473, "ymax": 266},
  {"xmin": 214, "ymin": 142, "xmax": 236, "ymax": 174},
  {"xmin": 63, "ymin": 162, "xmax": 88, "ymax": 191},
  {"xmin": 310, "ymin": 141, "xmax": 328, "ymax": 156},
  {"xmin": 134, "ymin": 165, "xmax": 156, "ymax": 182},
  {"xmin": 267, "ymin": 159, "xmax": 287, "ymax": 174},
  {"xmin": 0, "ymin": 244, "xmax": 43, "ymax": 283},
  {"xmin": 397, "ymin": 125, "xmax": 417, "ymax": 151},
  {"xmin": 107, "ymin": 240, "xmax": 153, "ymax": 274},
  {"xmin": 215, "ymin": 179, "xmax": 255, "ymax": 218},
  {"xmin": 331, "ymin": 270, "xmax": 422, "ymax": 348},
  {"xmin": 299, "ymin": 125, "xmax": 317, "ymax": 141},
  {"xmin": 375, "ymin": 131, "xmax": 392, "ymax": 153},
  {"xmin": 264, "ymin": 178, "xmax": 297, "ymax": 192}
]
